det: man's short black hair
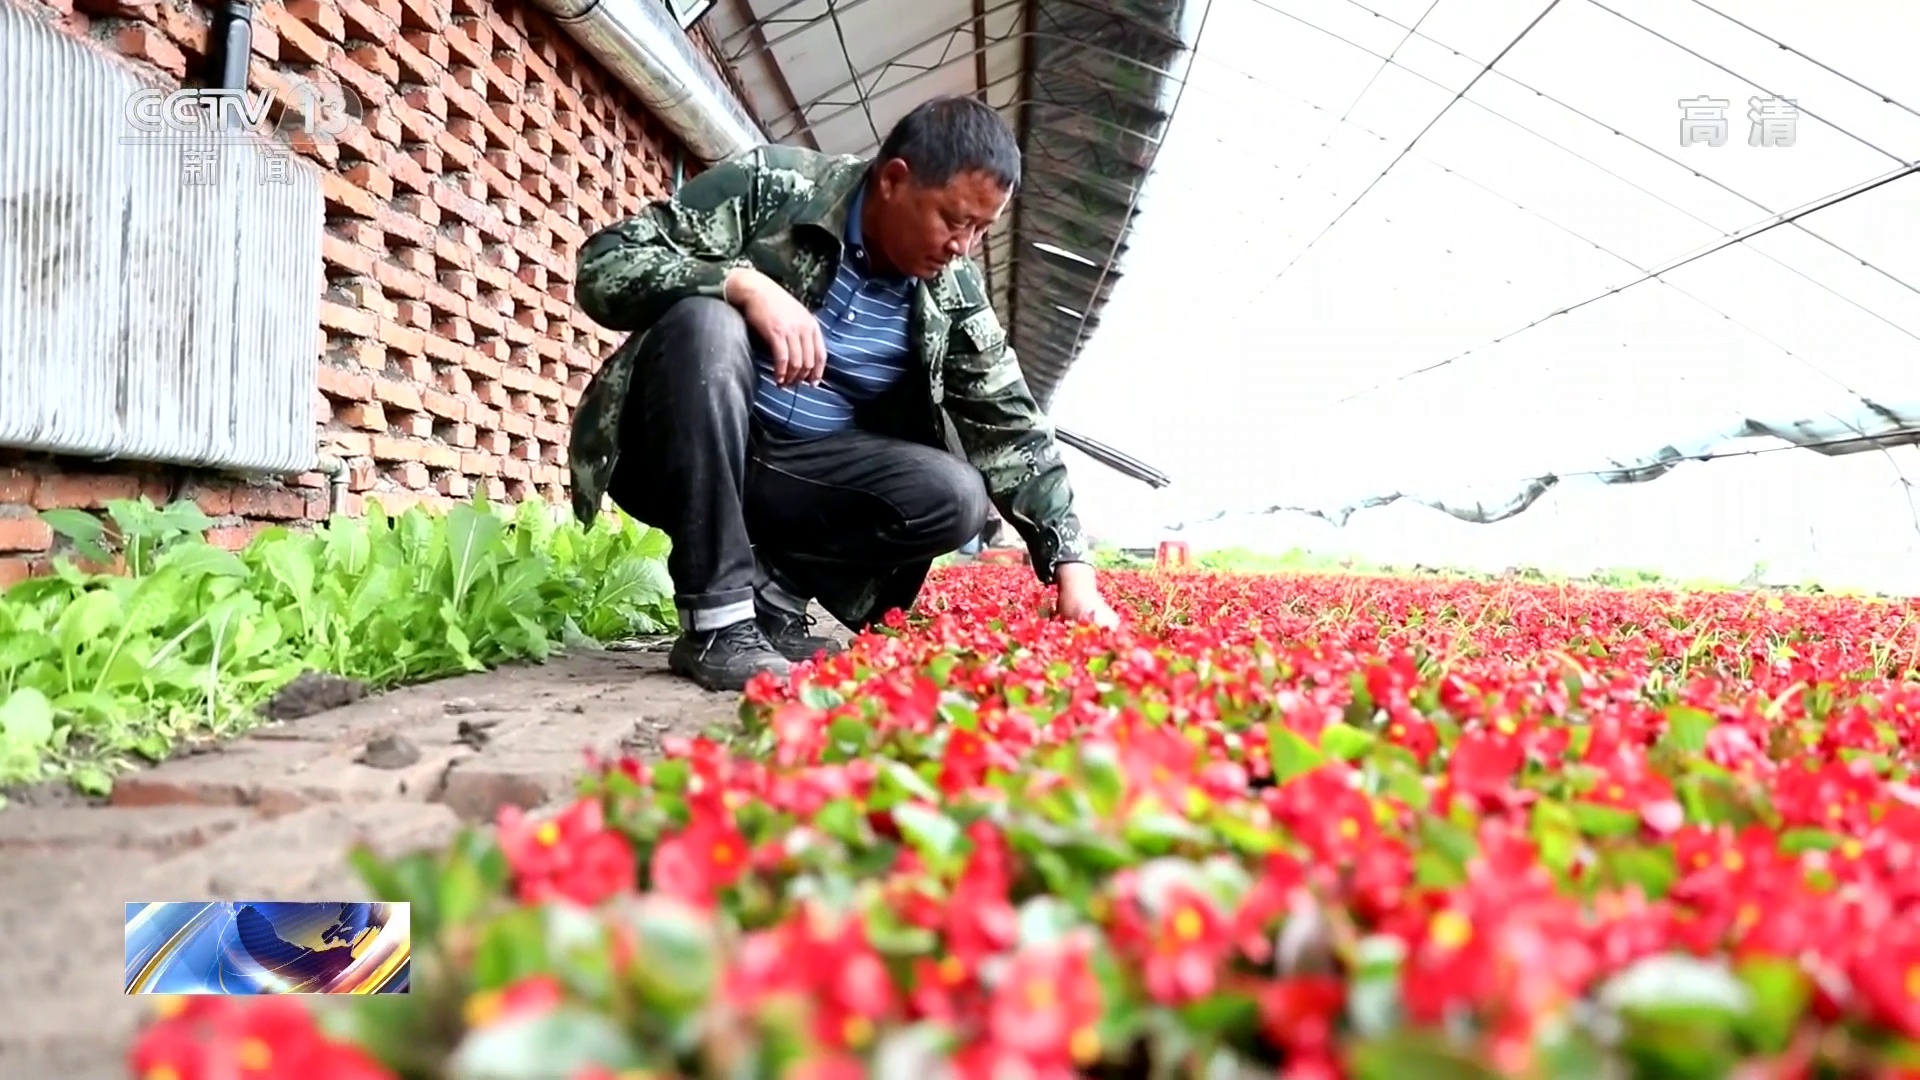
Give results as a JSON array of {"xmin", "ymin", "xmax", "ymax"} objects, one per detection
[{"xmin": 877, "ymin": 96, "xmax": 1021, "ymax": 193}]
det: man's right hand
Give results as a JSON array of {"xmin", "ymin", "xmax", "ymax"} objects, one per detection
[{"xmin": 726, "ymin": 268, "xmax": 827, "ymax": 387}]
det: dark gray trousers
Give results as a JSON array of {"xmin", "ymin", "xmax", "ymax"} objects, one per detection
[{"xmin": 605, "ymin": 297, "xmax": 990, "ymax": 631}]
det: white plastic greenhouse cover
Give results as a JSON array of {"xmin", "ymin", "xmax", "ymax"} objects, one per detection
[{"xmin": 1049, "ymin": 0, "xmax": 1920, "ymax": 587}]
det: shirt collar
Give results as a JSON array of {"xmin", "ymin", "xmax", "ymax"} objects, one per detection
[
  {"xmin": 845, "ymin": 180, "xmax": 870, "ymax": 254},
  {"xmin": 843, "ymin": 182, "xmax": 915, "ymax": 287}
]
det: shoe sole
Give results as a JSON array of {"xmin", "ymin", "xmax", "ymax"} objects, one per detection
[{"xmin": 668, "ymin": 652, "xmax": 789, "ymax": 694}]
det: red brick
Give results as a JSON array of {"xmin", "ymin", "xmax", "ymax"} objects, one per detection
[
  {"xmin": 207, "ymin": 525, "xmax": 265, "ymax": 552},
  {"xmin": 320, "ymin": 300, "xmax": 377, "ymax": 338},
  {"xmin": 0, "ymin": 557, "xmax": 33, "ymax": 588},
  {"xmin": 371, "ymin": 437, "xmax": 420, "ymax": 462},
  {"xmin": 372, "ymin": 378, "xmax": 421, "ymax": 412},
  {"xmin": 0, "ymin": 468, "xmax": 36, "ymax": 505},
  {"xmin": 193, "ymin": 486, "xmax": 235, "ymax": 516},
  {"xmin": 321, "ymin": 171, "xmax": 380, "ymax": 220},
  {"xmin": 265, "ymin": 4, "xmax": 332, "ymax": 64},
  {"xmin": 284, "ymin": 0, "xmax": 346, "ymax": 41},
  {"xmin": 0, "ymin": 517, "xmax": 53, "ymax": 553},
  {"xmin": 34, "ymin": 474, "xmax": 139, "ymax": 510},
  {"xmin": 340, "ymin": 402, "xmax": 386, "ymax": 430},
  {"xmin": 116, "ymin": 25, "xmax": 188, "ymax": 78}
]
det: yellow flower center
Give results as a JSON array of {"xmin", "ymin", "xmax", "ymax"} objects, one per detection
[
  {"xmin": 1430, "ymin": 910, "xmax": 1472, "ymax": 950},
  {"xmin": 712, "ymin": 842, "xmax": 734, "ymax": 865},
  {"xmin": 938, "ymin": 956, "xmax": 966, "ymax": 984},
  {"xmin": 1025, "ymin": 980, "xmax": 1056, "ymax": 1010},
  {"xmin": 152, "ymin": 996, "xmax": 187, "ymax": 1020},
  {"xmin": 463, "ymin": 989, "xmax": 504, "ymax": 1028},
  {"xmin": 536, "ymin": 822, "xmax": 560, "ymax": 846},
  {"xmin": 842, "ymin": 1015, "xmax": 874, "ymax": 1047},
  {"xmin": 143, "ymin": 1068, "xmax": 180, "ymax": 1080},
  {"xmin": 1842, "ymin": 839, "xmax": 1864, "ymax": 860},
  {"xmin": 1907, "ymin": 965, "xmax": 1920, "ymax": 998},
  {"xmin": 1496, "ymin": 717, "xmax": 1517, "ymax": 735},
  {"xmin": 1723, "ymin": 851, "xmax": 1744, "ymax": 872},
  {"xmin": 1172, "ymin": 908, "xmax": 1204, "ymax": 941},
  {"xmin": 238, "ymin": 1038, "xmax": 271, "ymax": 1070},
  {"xmin": 1070, "ymin": 1025, "xmax": 1101, "ymax": 1064},
  {"xmin": 1828, "ymin": 804, "xmax": 1845, "ymax": 821},
  {"xmin": 1338, "ymin": 818, "xmax": 1360, "ymax": 839}
]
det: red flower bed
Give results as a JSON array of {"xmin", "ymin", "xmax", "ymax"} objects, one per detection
[{"xmin": 132, "ymin": 567, "xmax": 1920, "ymax": 1078}]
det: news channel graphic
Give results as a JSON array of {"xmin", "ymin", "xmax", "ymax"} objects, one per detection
[
  {"xmin": 124, "ymin": 902, "xmax": 410, "ymax": 995},
  {"xmin": 121, "ymin": 78, "xmax": 365, "ymax": 187}
]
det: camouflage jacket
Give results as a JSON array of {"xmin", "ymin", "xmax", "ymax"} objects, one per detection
[{"xmin": 566, "ymin": 145, "xmax": 1088, "ymax": 623}]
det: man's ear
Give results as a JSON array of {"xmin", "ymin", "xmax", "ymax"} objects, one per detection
[{"xmin": 875, "ymin": 158, "xmax": 913, "ymax": 196}]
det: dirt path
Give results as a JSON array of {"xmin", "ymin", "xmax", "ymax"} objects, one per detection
[{"xmin": 0, "ymin": 643, "xmax": 749, "ymax": 1078}]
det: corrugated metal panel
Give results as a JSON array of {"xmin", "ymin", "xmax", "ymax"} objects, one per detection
[{"xmin": 0, "ymin": 1, "xmax": 322, "ymax": 474}]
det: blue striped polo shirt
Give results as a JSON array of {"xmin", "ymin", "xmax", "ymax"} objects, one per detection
[{"xmin": 751, "ymin": 181, "xmax": 916, "ymax": 437}]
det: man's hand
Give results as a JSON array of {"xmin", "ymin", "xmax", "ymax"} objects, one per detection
[
  {"xmin": 1054, "ymin": 561, "xmax": 1119, "ymax": 628},
  {"xmin": 726, "ymin": 268, "xmax": 827, "ymax": 387}
]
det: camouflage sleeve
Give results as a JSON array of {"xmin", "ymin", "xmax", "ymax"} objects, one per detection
[
  {"xmin": 573, "ymin": 151, "xmax": 766, "ymax": 331},
  {"xmin": 942, "ymin": 291, "xmax": 1089, "ymax": 583}
]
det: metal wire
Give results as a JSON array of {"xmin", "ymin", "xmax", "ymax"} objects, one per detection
[
  {"xmin": 825, "ymin": 0, "xmax": 885, "ymax": 150},
  {"xmin": 1260, "ymin": 0, "xmax": 1442, "ymax": 215},
  {"xmin": 1683, "ymin": 0, "xmax": 1920, "ymax": 121},
  {"xmin": 1238, "ymin": 0, "xmax": 1920, "ymax": 305},
  {"xmin": 1331, "ymin": 160, "xmax": 1920, "ymax": 404},
  {"xmin": 1584, "ymin": 0, "xmax": 1916, "ymax": 167},
  {"xmin": 1242, "ymin": 0, "xmax": 1568, "ymax": 308}
]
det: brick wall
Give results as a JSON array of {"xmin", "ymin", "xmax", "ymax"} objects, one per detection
[{"xmin": 0, "ymin": 0, "xmax": 729, "ymax": 585}]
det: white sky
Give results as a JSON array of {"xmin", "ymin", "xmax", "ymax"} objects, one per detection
[{"xmin": 1048, "ymin": 0, "xmax": 1920, "ymax": 591}]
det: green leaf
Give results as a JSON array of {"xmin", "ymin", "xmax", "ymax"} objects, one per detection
[
  {"xmin": 1320, "ymin": 722, "xmax": 1375, "ymax": 761},
  {"xmin": 1661, "ymin": 706, "xmax": 1715, "ymax": 753},
  {"xmin": 1602, "ymin": 844, "xmax": 1677, "ymax": 899},
  {"xmin": 1737, "ymin": 954, "xmax": 1810, "ymax": 1054},
  {"xmin": 450, "ymin": 1006, "xmax": 643, "ymax": 1079},
  {"xmin": 1778, "ymin": 827, "xmax": 1839, "ymax": 853},
  {"xmin": 0, "ymin": 688, "xmax": 55, "ymax": 748},
  {"xmin": 1569, "ymin": 801, "xmax": 1642, "ymax": 838},
  {"xmin": 1269, "ymin": 724, "xmax": 1326, "ymax": 784},
  {"xmin": 54, "ymin": 589, "xmax": 121, "ymax": 655},
  {"xmin": 620, "ymin": 896, "xmax": 720, "ymax": 1012},
  {"xmin": 879, "ymin": 759, "xmax": 939, "ymax": 804},
  {"xmin": 1349, "ymin": 1032, "xmax": 1501, "ymax": 1080},
  {"xmin": 439, "ymin": 853, "xmax": 490, "ymax": 929},
  {"xmin": 40, "ymin": 508, "xmax": 111, "ymax": 563},
  {"xmin": 893, "ymin": 803, "xmax": 962, "ymax": 864},
  {"xmin": 471, "ymin": 907, "xmax": 550, "ymax": 991}
]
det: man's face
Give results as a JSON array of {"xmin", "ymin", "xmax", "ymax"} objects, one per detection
[{"xmin": 869, "ymin": 159, "xmax": 1011, "ymax": 279}]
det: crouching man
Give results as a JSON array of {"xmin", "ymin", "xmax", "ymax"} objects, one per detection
[{"xmin": 566, "ymin": 95, "xmax": 1117, "ymax": 692}]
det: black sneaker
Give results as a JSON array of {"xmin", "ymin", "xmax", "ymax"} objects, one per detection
[
  {"xmin": 667, "ymin": 621, "xmax": 791, "ymax": 692},
  {"xmin": 757, "ymin": 603, "xmax": 844, "ymax": 662}
]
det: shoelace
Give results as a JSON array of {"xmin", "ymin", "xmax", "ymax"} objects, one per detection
[
  {"xmin": 697, "ymin": 620, "xmax": 773, "ymax": 662},
  {"xmin": 762, "ymin": 606, "xmax": 819, "ymax": 638}
]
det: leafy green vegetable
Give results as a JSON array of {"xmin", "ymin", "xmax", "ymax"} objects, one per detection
[{"xmin": 0, "ymin": 495, "xmax": 675, "ymax": 793}]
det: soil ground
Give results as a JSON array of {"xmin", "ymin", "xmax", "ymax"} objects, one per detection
[{"xmin": 0, "ymin": 623, "xmax": 820, "ymax": 1077}]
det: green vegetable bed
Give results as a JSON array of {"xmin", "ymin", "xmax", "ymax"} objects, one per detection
[{"xmin": 0, "ymin": 497, "xmax": 675, "ymax": 799}]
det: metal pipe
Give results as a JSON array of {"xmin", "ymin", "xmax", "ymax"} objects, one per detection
[
  {"xmin": 207, "ymin": 2, "xmax": 254, "ymax": 97},
  {"xmin": 313, "ymin": 454, "xmax": 349, "ymax": 515},
  {"xmin": 529, "ymin": 0, "xmax": 762, "ymax": 162}
]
